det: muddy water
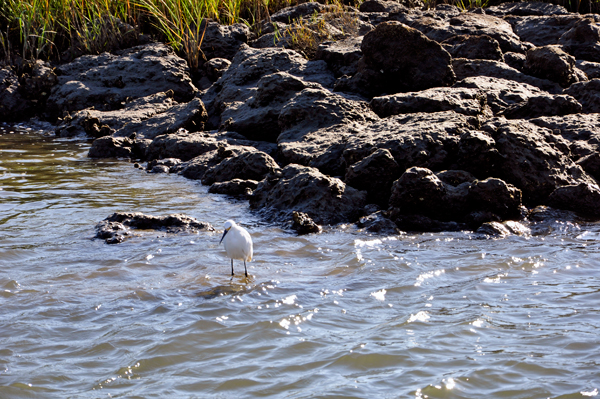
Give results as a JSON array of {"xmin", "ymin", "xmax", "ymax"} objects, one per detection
[{"xmin": 1, "ymin": 125, "xmax": 600, "ymax": 398}]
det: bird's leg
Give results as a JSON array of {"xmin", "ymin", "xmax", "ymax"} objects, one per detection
[
  {"xmin": 244, "ymin": 260, "xmax": 248, "ymax": 277},
  {"xmin": 231, "ymin": 259, "xmax": 234, "ymax": 276}
]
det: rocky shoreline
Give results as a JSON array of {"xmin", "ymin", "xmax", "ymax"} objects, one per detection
[{"xmin": 3, "ymin": 1, "xmax": 600, "ymax": 236}]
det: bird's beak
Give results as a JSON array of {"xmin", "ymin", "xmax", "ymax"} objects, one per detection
[{"xmin": 219, "ymin": 228, "xmax": 229, "ymax": 244}]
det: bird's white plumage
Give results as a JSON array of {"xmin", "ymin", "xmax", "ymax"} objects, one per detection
[
  {"xmin": 222, "ymin": 220, "xmax": 253, "ymax": 261},
  {"xmin": 220, "ymin": 220, "xmax": 253, "ymax": 276}
]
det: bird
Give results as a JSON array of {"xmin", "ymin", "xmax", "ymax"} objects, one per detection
[{"xmin": 219, "ymin": 220, "xmax": 253, "ymax": 277}]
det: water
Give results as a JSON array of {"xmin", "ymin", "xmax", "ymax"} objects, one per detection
[{"xmin": 1, "ymin": 125, "xmax": 600, "ymax": 398}]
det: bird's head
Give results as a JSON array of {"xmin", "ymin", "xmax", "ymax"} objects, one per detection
[{"xmin": 219, "ymin": 220, "xmax": 235, "ymax": 244}]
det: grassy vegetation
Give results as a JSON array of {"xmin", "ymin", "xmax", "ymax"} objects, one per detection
[
  {"xmin": 0, "ymin": 0, "xmax": 598, "ymax": 70},
  {"xmin": 0, "ymin": 0, "xmax": 276, "ymax": 68}
]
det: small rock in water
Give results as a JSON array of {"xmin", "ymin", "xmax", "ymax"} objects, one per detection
[
  {"xmin": 292, "ymin": 211, "xmax": 322, "ymax": 235},
  {"xmin": 357, "ymin": 211, "xmax": 399, "ymax": 235},
  {"xmin": 476, "ymin": 221, "xmax": 511, "ymax": 237},
  {"xmin": 95, "ymin": 212, "xmax": 214, "ymax": 243}
]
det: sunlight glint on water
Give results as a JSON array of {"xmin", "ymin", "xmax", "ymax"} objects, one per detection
[{"xmin": 1, "ymin": 126, "xmax": 600, "ymax": 398}]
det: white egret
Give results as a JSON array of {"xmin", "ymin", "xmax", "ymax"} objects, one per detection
[{"xmin": 219, "ymin": 220, "xmax": 253, "ymax": 277}]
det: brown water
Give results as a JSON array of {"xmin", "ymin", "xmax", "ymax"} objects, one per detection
[{"xmin": 1, "ymin": 125, "xmax": 600, "ymax": 398}]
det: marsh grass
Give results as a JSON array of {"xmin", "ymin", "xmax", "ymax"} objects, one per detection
[
  {"xmin": 134, "ymin": 0, "xmax": 208, "ymax": 70},
  {"xmin": 1, "ymin": 0, "xmax": 599, "ymax": 69},
  {"xmin": 0, "ymin": 0, "xmax": 252, "ymax": 67},
  {"xmin": 270, "ymin": 1, "xmax": 361, "ymax": 59}
]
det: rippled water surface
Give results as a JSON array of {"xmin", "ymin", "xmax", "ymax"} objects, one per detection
[{"xmin": 1, "ymin": 125, "xmax": 600, "ymax": 398}]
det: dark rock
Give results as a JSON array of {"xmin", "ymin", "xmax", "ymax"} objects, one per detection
[
  {"xmin": 250, "ymin": 164, "xmax": 367, "ymax": 225},
  {"xmin": 316, "ymin": 36, "xmax": 363, "ymax": 78},
  {"xmin": 344, "ymin": 148, "xmax": 402, "ymax": 207},
  {"xmin": 576, "ymin": 60, "xmax": 600, "ymax": 79},
  {"xmin": 47, "ymin": 43, "xmax": 196, "ymax": 115},
  {"xmin": 278, "ymin": 87, "xmax": 378, "ymax": 144},
  {"xmin": 149, "ymin": 165, "xmax": 170, "ymax": 173},
  {"xmin": 201, "ymin": 44, "xmax": 335, "ymax": 131},
  {"xmin": 509, "ymin": 14, "xmax": 583, "ymax": 47},
  {"xmin": 336, "ymin": 21, "xmax": 455, "ymax": 97},
  {"xmin": 340, "ymin": 111, "xmax": 473, "ymax": 174},
  {"xmin": 523, "ymin": 45, "xmax": 583, "ymax": 87},
  {"xmin": 175, "ymin": 142, "xmax": 279, "ymax": 183},
  {"xmin": 548, "ymin": 182, "xmax": 600, "ymax": 217},
  {"xmin": 370, "ymin": 87, "xmax": 489, "ymax": 117},
  {"xmin": 81, "ymin": 116, "xmax": 114, "ymax": 138},
  {"xmin": 433, "ymin": 3, "xmax": 460, "ymax": 14},
  {"xmin": 219, "ymin": 72, "xmax": 322, "ymax": 142},
  {"xmin": 527, "ymin": 204, "xmax": 579, "ymax": 224},
  {"xmin": 388, "ymin": 167, "xmax": 447, "ymax": 218},
  {"xmin": 88, "ymin": 136, "xmax": 134, "ymax": 158},
  {"xmin": 201, "ymin": 146, "xmax": 280, "ymax": 185},
  {"xmin": 469, "ymin": 177, "xmax": 522, "ymax": 219},
  {"xmin": 452, "ymin": 58, "xmax": 562, "ymax": 93},
  {"xmin": 503, "ymin": 52, "xmax": 526, "ymax": 71},
  {"xmin": 204, "ymin": 58, "xmax": 231, "ymax": 81},
  {"xmin": 271, "ymin": 2, "xmax": 336, "ymax": 23},
  {"xmin": 396, "ymin": 11, "xmax": 526, "ymax": 53},
  {"xmin": 249, "ymin": 32, "xmax": 289, "ymax": 50},
  {"xmin": 144, "ymin": 131, "xmax": 230, "ymax": 162},
  {"xmin": 476, "ymin": 221, "xmax": 511, "ymax": 236},
  {"xmin": 436, "ymin": 169, "xmax": 476, "ymax": 186},
  {"xmin": 564, "ymin": 79, "xmax": 600, "ymax": 113},
  {"xmin": 485, "ymin": 2, "xmax": 569, "ymax": 17},
  {"xmin": 257, "ymin": 21, "xmax": 289, "ymax": 35},
  {"xmin": 95, "ymin": 221, "xmax": 128, "ymax": 239},
  {"xmin": 478, "ymin": 219, "xmax": 531, "ymax": 236},
  {"xmin": 528, "ymin": 113, "xmax": 600, "ymax": 159},
  {"xmin": 387, "ymin": 166, "xmax": 522, "ymax": 230},
  {"xmin": 17, "ymin": 60, "xmax": 58, "ymax": 104},
  {"xmin": 209, "ymin": 178, "xmax": 258, "ymax": 196},
  {"xmin": 454, "ymin": 76, "xmax": 546, "ymax": 114},
  {"xmin": 576, "ymin": 153, "xmax": 600, "ymax": 181},
  {"xmin": 278, "ymin": 104, "xmax": 595, "ymax": 216},
  {"xmin": 200, "ymin": 21, "xmax": 253, "ymax": 61},
  {"xmin": 179, "ymin": 149, "xmax": 221, "ymax": 180},
  {"xmin": 212, "ymin": 178, "xmax": 258, "ymax": 194},
  {"xmin": 442, "ymin": 35, "xmax": 504, "ymax": 61},
  {"xmin": 500, "ymin": 94, "xmax": 582, "ymax": 119},
  {"xmin": 95, "ymin": 220, "xmax": 130, "ymax": 244},
  {"xmin": 325, "ymin": 15, "xmax": 375, "ymax": 38},
  {"xmin": 107, "ymin": 212, "xmax": 213, "ymax": 230},
  {"xmin": 357, "ymin": 211, "xmax": 399, "ymax": 234},
  {"xmin": 95, "ymin": 212, "xmax": 214, "ymax": 243},
  {"xmin": 55, "ymin": 92, "xmax": 207, "ymax": 140},
  {"xmin": 281, "ymin": 110, "xmax": 465, "ymax": 178},
  {"xmin": 359, "ymin": 11, "xmax": 396, "ymax": 27},
  {"xmin": 146, "ymin": 158, "xmax": 181, "ymax": 173},
  {"xmin": 481, "ymin": 118, "xmax": 595, "ymax": 204},
  {"xmin": 454, "ymin": 130, "xmax": 503, "ymax": 178},
  {"xmin": 292, "ymin": 211, "xmax": 322, "ymax": 234},
  {"xmin": 503, "ymin": 220, "xmax": 531, "ymax": 235},
  {"xmin": 359, "ymin": 0, "xmax": 408, "ymax": 13},
  {"xmin": 0, "ymin": 67, "xmax": 32, "ymax": 121},
  {"xmin": 146, "ymin": 129, "xmax": 277, "ymax": 164},
  {"xmin": 146, "ymin": 131, "xmax": 219, "ymax": 161},
  {"xmin": 559, "ymin": 18, "xmax": 600, "ymax": 62}
]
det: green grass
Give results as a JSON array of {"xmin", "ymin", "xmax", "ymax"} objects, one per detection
[
  {"xmin": 0, "ymin": 0, "xmax": 272, "ymax": 68},
  {"xmin": 0, "ymin": 0, "xmax": 319, "ymax": 68},
  {"xmin": 1, "ymin": 0, "xmax": 598, "ymax": 70}
]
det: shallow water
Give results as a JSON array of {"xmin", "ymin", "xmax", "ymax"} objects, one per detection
[{"xmin": 1, "ymin": 125, "xmax": 600, "ymax": 399}]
